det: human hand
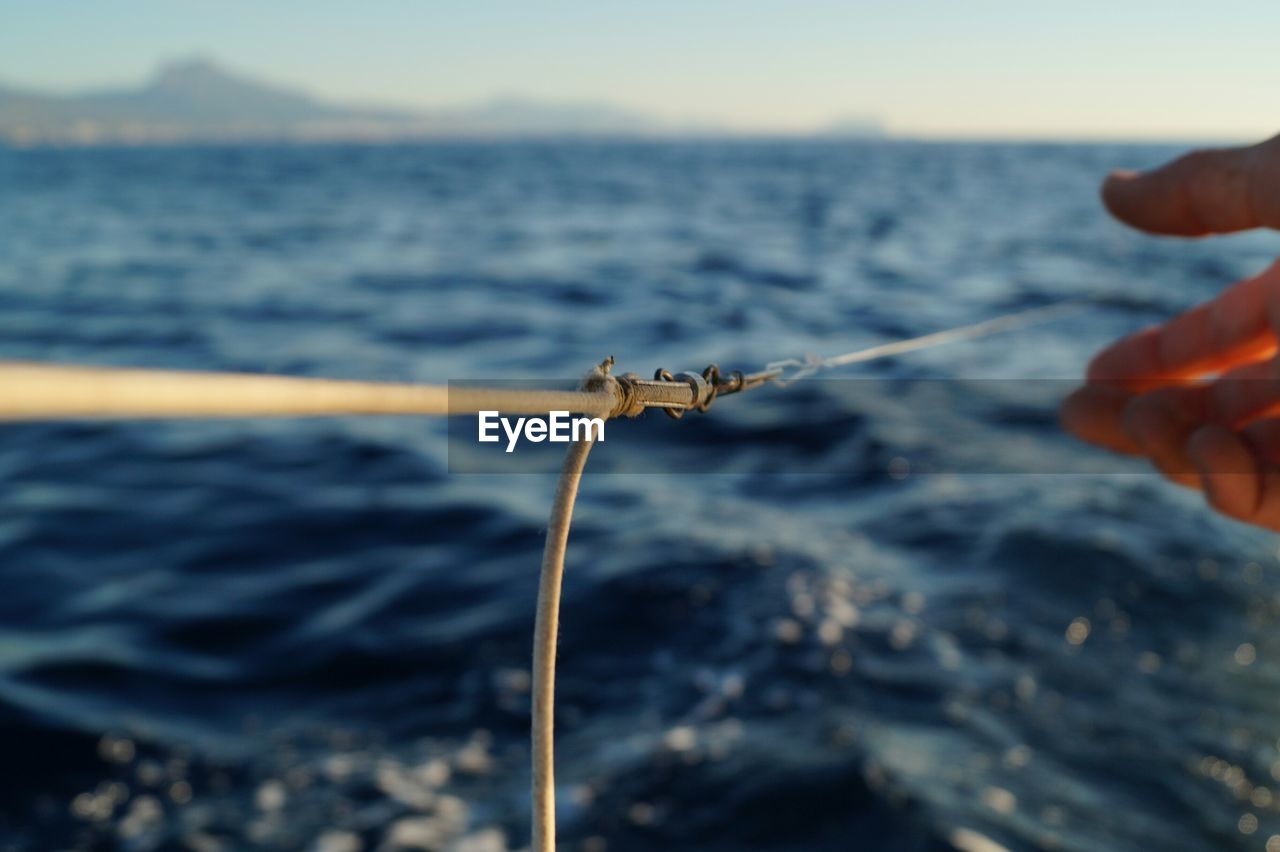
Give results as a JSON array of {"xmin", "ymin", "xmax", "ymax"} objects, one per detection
[{"xmin": 1061, "ymin": 135, "xmax": 1280, "ymax": 528}]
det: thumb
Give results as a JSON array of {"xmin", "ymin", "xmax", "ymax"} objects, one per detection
[{"xmin": 1102, "ymin": 135, "xmax": 1280, "ymax": 237}]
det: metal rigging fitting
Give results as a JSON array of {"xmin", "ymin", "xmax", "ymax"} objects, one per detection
[
  {"xmin": 589, "ymin": 357, "xmax": 781, "ymax": 420},
  {"xmin": 649, "ymin": 362, "xmax": 782, "ymax": 419}
]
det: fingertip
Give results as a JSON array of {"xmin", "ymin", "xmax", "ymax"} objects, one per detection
[
  {"xmin": 1060, "ymin": 384, "xmax": 1142, "ymax": 455},
  {"xmin": 1100, "ymin": 169, "xmax": 1141, "ymax": 220},
  {"xmin": 1119, "ymin": 392, "xmax": 1161, "ymax": 451},
  {"xmin": 1098, "ymin": 154, "xmax": 1208, "ymax": 236},
  {"xmin": 1188, "ymin": 424, "xmax": 1260, "ymax": 519},
  {"xmin": 1084, "ymin": 326, "xmax": 1161, "ymax": 384},
  {"xmin": 1083, "ymin": 351, "xmax": 1111, "ymax": 384},
  {"xmin": 1059, "ymin": 387, "xmax": 1091, "ymax": 439},
  {"xmin": 1120, "ymin": 391, "xmax": 1203, "ymax": 487}
]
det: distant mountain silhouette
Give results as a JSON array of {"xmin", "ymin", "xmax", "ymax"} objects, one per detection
[
  {"xmin": 0, "ymin": 58, "xmax": 662, "ymax": 144},
  {"xmin": 428, "ymin": 96, "xmax": 655, "ymax": 136},
  {"xmin": 0, "ymin": 58, "xmax": 884, "ymax": 145},
  {"xmin": 816, "ymin": 115, "xmax": 888, "ymax": 139}
]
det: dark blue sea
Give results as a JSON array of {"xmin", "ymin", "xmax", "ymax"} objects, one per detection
[{"xmin": 3, "ymin": 141, "xmax": 1280, "ymax": 852}]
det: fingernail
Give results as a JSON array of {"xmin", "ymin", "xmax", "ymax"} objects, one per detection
[
  {"xmin": 1100, "ymin": 170, "xmax": 1141, "ymax": 212},
  {"xmin": 1104, "ymin": 169, "xmax": 1143, "ymax": 187}
]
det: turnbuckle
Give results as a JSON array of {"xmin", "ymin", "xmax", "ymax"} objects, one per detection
[{"xmin": 651, "ymin": 363, "xmax": 778, "ymax": 419}]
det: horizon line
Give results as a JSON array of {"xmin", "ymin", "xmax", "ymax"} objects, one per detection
[{"xmin": 0, "ymin": 133, "xmax": 1252, "ymax": 150}]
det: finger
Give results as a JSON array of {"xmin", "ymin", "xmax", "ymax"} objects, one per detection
[
  {"xmin": 1120, "ymin": 384, "xmax": 1211, "ymax": 487},
  {"xmin": 1189, "ymin": 420, "xmax": 1280, "ymax": 529},
  {"xmin": 1102, "ymin": 135, "xmax": 1280, "ymax": 236},
  {"xmin": 1086, "ymin": 260, "xmax": 1280, "ymax": 386},
  {"xmin": 1060, "ymin": 384, "xmax": 1144, "ymax": 455},
  {"xmin": 1188, "ymin": 424, "xmax": 1262, "ymax": 521},
  {"xmin": 1085, "ymin": 357, "xmax": 1280, "ymax": 487},
  {"xmin": 1119, "ymin": 358, "xmax": 1280, "ymax": 484},
  {"xmin": 1206, "ymin": 356, "xmax": 1280, "ymax": 428}
]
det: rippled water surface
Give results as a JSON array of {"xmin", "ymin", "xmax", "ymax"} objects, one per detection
[{"xmin": 3, "ymin": 141, "xmax": 1280, "ymax": 851}]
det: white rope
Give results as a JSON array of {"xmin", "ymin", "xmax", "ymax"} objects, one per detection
[
  {"xmin": 532, "ymin": 437, "xmax": 595, "ymax": 852},
  {"xmin": 0, "ymin": 362, "xmax": 616, "ymax": 420}
]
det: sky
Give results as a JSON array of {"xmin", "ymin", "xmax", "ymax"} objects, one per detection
[{"xmin": 1, "ymin": 0, "xmax": 1276, "ymax": 140}]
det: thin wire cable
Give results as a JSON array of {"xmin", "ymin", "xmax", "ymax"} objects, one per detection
[
  {"xmin": 532, "ymin": 437, "xmax": 595, "ymax": 852},
  {"xmin": 766, "ymin": 301, "xmax": 1083, "ymax": 383}
]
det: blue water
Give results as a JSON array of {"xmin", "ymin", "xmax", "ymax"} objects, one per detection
[{"xmin": 3, "ymin": 141, "xmax": 1280, "ymax": 851}]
